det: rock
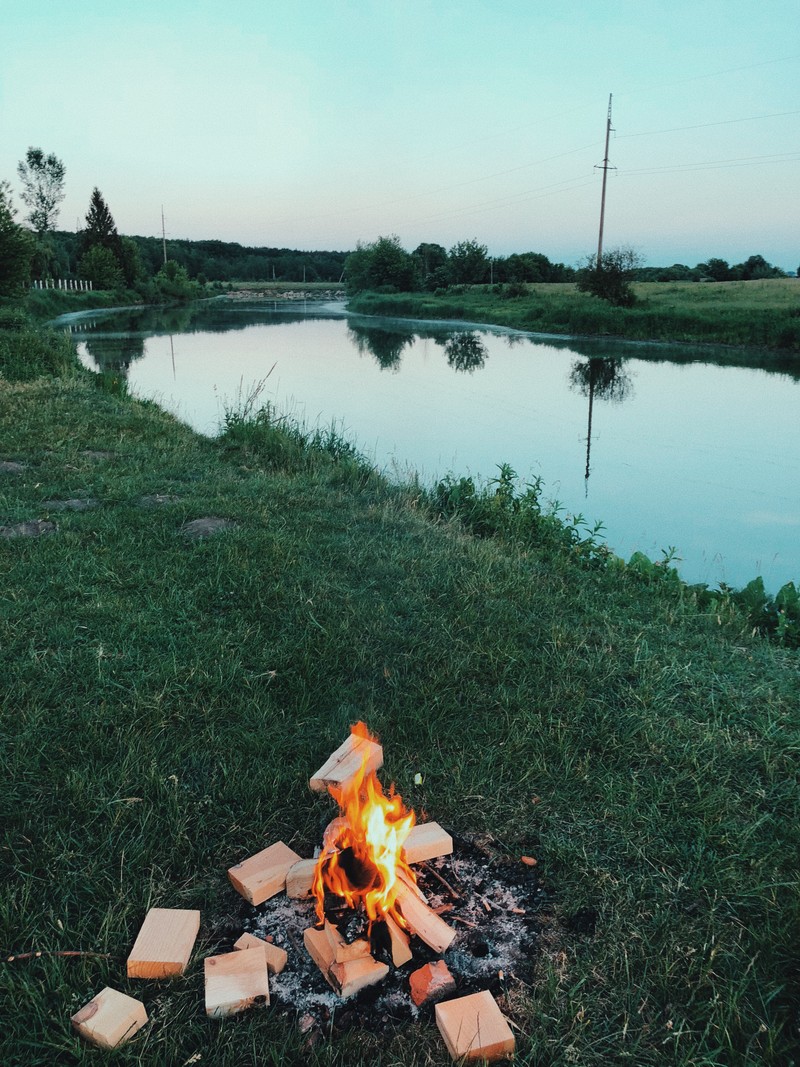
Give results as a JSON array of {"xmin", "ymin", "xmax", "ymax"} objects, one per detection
[
  {"xmin": 0, "ymin": 461, "xmax": 27, "ymax": 474},
  {"xmin": 42, "ymin": 498, "xmax": 99, "ymax": 511},
  {"xmin": 409, "ymin": 960, "xmax": 457, "ymax": 1007},
  {"xmin": 180, "ymin": 517, "xmax": 238, "ymax": 539},
  {"xmin": 0, "ymin": 520, "xmax": 57, "ymax": 539}
]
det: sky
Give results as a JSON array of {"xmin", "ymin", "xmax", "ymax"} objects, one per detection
[{"xmin": 1, "ymin": 0, "xmax": 798, "ymax": 268}]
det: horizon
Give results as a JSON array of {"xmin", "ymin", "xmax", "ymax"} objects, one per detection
[{"xmin": 2, "ymin": 2, "xmax": 798, "ymax": 272}]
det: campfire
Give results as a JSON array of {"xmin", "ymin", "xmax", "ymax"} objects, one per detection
[{"xmin": 223, "ymin": 722, "xmax": 538, "ymax": 1061}]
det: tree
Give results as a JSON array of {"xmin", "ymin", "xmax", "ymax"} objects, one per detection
[
  {"xmin": 79, "ymin": 245, "xmax": 124, "ymax": 290},
  {"xmin": 576, "ymin": 247, "xmax": 643, "ymax": 307},
  {"xmin": 16, "ymin": 147, "xmax": 66, "ymax": 235},
  {"xmin": 80, "ymin": 188, "xmax": 120, "ymax": 256},
  {"xmin": 344, "ymin": 235, "xmax": 417, "ymax": 293},
  {"xmin": 448, "ymin": 239, "xmax": 488, "ymax": 285},
  {"xmin": 412, "ymin": 242, "xmax": 449, "ymax": 290},
  {"xmin": 0, "ymin": 181, "xmax": 34, "ymax": 296}
]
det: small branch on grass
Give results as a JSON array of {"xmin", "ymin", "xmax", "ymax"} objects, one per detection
[{"xmin": 6, "ymin": 950, "xmax": 116, "ymax": 963}]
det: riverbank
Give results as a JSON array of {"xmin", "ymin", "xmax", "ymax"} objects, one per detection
[
  {"xmin": 348, "ymin": 278, "xmax": 800, "ymax": 357},
  {"xmin": 1, "ymin": 318, "xmax": 799, "ymax": 1064}
]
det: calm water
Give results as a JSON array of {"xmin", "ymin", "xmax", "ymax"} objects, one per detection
[{"xmin": 63, "ymin": 299, "xmax": 800, "ymax": 592}]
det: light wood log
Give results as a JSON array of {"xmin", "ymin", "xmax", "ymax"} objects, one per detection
[
  {"xmin": 71, "ymin": 987, "xmax": 147, "ymax": 1049},
  {"xmin": 395, "ymin": 880, "xmax": 456, "ymax": 954},
  {"xmin": 324, "ymin": 920, "xmax": 371, "ymax": 963},
  {"xmin": 233, "ymin": 932, "xmax": 287, "ymax": 974},
  {"xmin": 435, "ymin": 990, "xmax": 515, "ymax": 1062},
  {"xmin": 126, "ymin": 907, "xmax": 200, "ymax": 979},
  {"xmin": 228, "ymin": 841, "xmax": 302, "ymax": 905},
  {"xmin": 384, "ymin": 914, "xmax": 413, "ymax": 966},
  {"xmin": 204, "ymin": 946, "xmax": 270, "ymax": 1018},
  {"xmin": 285, "ymin": 858, "xmax": 317, "ymax": 899},
  {"xmin": 330, "ymin": 955, "xmax": 389, "ymax": 999},
  {"xmin": 309, "ymin": 733, "xmax": 383, "ymax": 792},
  {"xmin": 403, "ymin": 822, "xmax": 453, "ymax": 865},
  {"xmin": 303, "ymin": 925, "xmax": 337, "ymax": 991}
]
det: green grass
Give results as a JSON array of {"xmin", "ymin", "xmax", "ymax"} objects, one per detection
[
  {"xmin": 1, "ymin": 325, "xmax": 799, "ymax": 1065},
  {"xmin": 348, "ymin": 278, "xmax": 800, "ymax": 357}
]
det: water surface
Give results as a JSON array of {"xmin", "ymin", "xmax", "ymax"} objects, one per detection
[{"xmin": 66, "ymin": 300, "xmax": 800, "ymax": 592}]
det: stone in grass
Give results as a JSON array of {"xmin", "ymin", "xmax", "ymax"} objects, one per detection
[
  {"xmin": 0, "ymin": 461, "xmax": 27, "ymax": 474},
  {"xmin": 204, "ymin": 946, "xmax": 270, "ymax": 1018},
  {"xmin": 435, "ymin": 990, "xmax": 515, "ymax": 1063},
  {"xmin": 71, "ymin": 987, "xmax": 147, "ymax": 1049},
  {"xmin": 0, "ymin": 520, "xmax": 57, "ymax": 539},
  {"xmin": 42, "ymin": 498, "xmax": 99, "ymax": 511},
  {"xmin": 180, "ymin": 516, "xmax": 238, "ymax": 539},
  {"xmin": 409, "ymin": 959, "xmax": 456, "ymax": 1007},
  {"xmin": 138, "ymin": 493, "xmax": 180, "ymax": 507}
]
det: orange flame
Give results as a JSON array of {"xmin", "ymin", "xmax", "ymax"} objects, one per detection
[{"xmin": 312, "ymin": 723, "xmax": 416, "ymax": 927}]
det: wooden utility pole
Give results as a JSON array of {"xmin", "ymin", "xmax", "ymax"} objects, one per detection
[
  {"xmin": 596, "ymin": 94, "xmax": 614, "ymax": 265},
  {"xmin": 161, "ymin": 206, "xmax": 168, "ymax": 265}
]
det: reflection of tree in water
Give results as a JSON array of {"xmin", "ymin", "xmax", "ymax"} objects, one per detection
[
  {"xmin": 568, "ymin": 357, "xmax": 633, "ymax": 403},
  {"xmin": 568, "ymin": 357, "xmax": 633, "ymax": 486},
  {"xmin": 444, "ymin": 332, "xmax": 488, "ymax": 373},
  {"xmin": 348, "ymin": 324, "xmax": 415, "ymax": 370},
  {"xmin": 83, "ymin": 333, "xmax": 145, "ymax": 376}
]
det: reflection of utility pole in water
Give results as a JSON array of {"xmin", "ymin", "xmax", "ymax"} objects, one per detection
[
  {"xmin": 161, "ymin": 207, "xmax": 168, "ymax": 265},
  {"xmin": 584, "ymin": 364, "xmax": 596, "ymax": 493},
  {"xmin": 170, "ymin": 335, "xmax": 176, "ymax": 380}
]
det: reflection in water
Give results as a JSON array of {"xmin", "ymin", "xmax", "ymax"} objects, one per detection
[
  {"xmin": 348, "ymin": 324, "xmax": 416, "ymax": 370},
  {"xmin": 83, "ymin": 332, "xmax": 145, "ymax": 375},
  {"xmin": 568, "ymin": 357, "xmax": 634, "ymax": 486},
  {"xmin": 444, "ymin": 332, "xmax": 488, "ymax": 373}
]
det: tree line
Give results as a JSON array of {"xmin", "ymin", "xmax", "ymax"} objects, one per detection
[{"xmin": 0, "ymin": 145, "xmax": 793, "ymax": 304}]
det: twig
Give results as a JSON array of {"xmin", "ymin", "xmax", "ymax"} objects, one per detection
[
  {"xmin": 6, "ymin": 950, "xmax": 116, "ymax": 963},
  {"xmin": 450, "ymin": 915, "xmax": 478, "ymax": 929},
  {"xmin": 420, "ymin": 862, "xmax": 461, "ymax": 900}
]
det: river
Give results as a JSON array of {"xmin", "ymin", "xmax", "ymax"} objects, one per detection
[{"xmin": 62, "ymin": 298, "xmax": 800, "ymax": 593}]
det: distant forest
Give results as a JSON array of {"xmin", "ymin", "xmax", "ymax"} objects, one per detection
[{"xmin": 43, "ymin": 231, "xmax": 350, "ymax": 284}]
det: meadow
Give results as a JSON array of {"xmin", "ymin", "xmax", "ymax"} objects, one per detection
[
  {"xmin": 0, "ymin": 315, "xmax": 798, "ymax": 1065},
  {"xmin": 348, "ymin": 278, "xmax": 800, "ymax": 356}
]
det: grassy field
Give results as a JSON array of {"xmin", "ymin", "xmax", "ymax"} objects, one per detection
[
  {"xmin": 1, "ymin": 317, "xmax": 799, "ymax": 1065},
  {"xmin": 348, "ymin": 278, "xmax": 800, "ymax": 356}
]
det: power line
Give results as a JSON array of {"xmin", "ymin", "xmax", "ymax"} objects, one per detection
[{"xmin": 617, "ymin": 109, "xmax": 800, "ymax": 140}]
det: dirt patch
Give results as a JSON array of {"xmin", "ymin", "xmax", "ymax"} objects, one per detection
[{"xmin": 0, "ymin": 520, "xmax": 58, "ymax": 539}]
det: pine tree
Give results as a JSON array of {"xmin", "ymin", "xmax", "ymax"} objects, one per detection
[{"xmin": 80, "ymin": 188, "xmax": 120, "ymax": 258}]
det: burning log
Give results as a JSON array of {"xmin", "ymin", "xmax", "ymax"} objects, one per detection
[
  {"xmin": 309, "ymin": 724, "xmax": 383, "ymax": 793},
  {"xmin": 394, "ymin": 876, "xmax": 456, "ymax": 955},
  {"xmin": 384, "ymin": 914, "xmax": 413, "ymax": 966},
  {"xmin": 228, "ymin": 840, "xmax": 302, "ymax": 906},
  {"xmin": 126, "ymin": 907, "xmax": 200, "ymax": 979}
]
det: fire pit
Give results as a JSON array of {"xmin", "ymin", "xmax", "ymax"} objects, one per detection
[{"xmin": 223, "ymin": 723, "xmax": 549, "ymax": 1060}]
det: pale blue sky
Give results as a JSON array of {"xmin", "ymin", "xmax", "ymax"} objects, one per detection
[{"xmin": 1, "ymin": 0, "xmax": 798, "ymax": 267}]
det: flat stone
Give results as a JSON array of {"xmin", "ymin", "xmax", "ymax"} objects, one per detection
[
  {"xmin": 0, "ymin": 520, "xmax": 58, "ymax": 539},
  {"xmin": 42, "ymin": 498, "xmax": 99, "ymax": 511},
  {"xmin": 181, "ymin": 517, "xmax": 238, "ymax": 539},
  {"xmin": 139, "ymin": 494, "xmax": 180, "ymax": 507},
  {"xmin": 81, "ymin": 450, "xmax": 115, "ymax": 461},
  {"xmin": 0, "ymin": 461, "xmax": 27, "ymax": 474}
]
